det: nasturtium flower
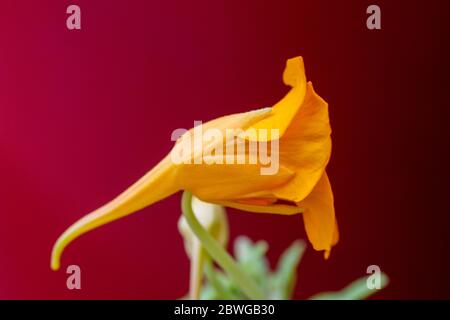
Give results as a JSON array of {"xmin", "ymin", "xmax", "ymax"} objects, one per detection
[{"xmin": 51, "ymin": 56, "xmax": 338, "ymax": 270}]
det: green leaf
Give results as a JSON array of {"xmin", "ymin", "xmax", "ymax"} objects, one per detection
[
  {"xmin": 199, "ymin": 234, "xmax": 390, "ymax": 301},
  {"xmin": 268, "ymin": 240, "xmax": 306, "ymax": 299},
  {"xmin": 202, "ymin": 262, "xmax": 242, "ymax": 300},
  {"xmin": 234, "ymin": 236, "xmax": 269, "ymax": 284},
  {"xmin": 310, "ymin": 273, "xmax": 389, "ymax": 300}
]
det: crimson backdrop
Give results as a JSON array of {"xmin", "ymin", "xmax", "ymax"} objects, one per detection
[{"xmin": 1, "ymin": 0, "xmax": 449, "ymax": 299}]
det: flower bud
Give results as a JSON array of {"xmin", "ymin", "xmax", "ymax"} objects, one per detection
[{"xmin": 178, "ymin": 196, "xmax": 229, "ymax": 257}]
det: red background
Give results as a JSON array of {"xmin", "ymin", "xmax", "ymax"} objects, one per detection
[{"xmin": 1, "ymin": 0, "xmax": 449, "ymax": 299}]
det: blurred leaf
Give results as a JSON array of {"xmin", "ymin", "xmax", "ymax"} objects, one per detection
[
  {"xmin": 234, "ymin": 236, "xmax": 269, "ymax": 284},
  {"xmin": 199, "ymin": 236, "xmax": 389, "ymax": 300},
  {"xmin": 268, "ymin": 240, "xmax": 306, "ymax": 299},
  {"xmin": 202, "ymin": 262, "xmax": 241, "ymax": 300},
  {"xmin": 310, "ymin": 273, "xmax": 389, "ymax": 300}
]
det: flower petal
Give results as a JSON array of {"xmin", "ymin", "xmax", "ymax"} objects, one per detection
[
  {"xmin": 51, "ymin": 155, "xmax": 179, "ymax": 270},
  {"xmin": 181, "ymin": 162, "xmax": 295, "ymax": 201},
  {"xmin": 215, "ymin": 199, "xmax": 303, "ymax": 215},
  {"xmin": 244, "ymin": 57, "xmax": 307, "ymax": 141},
  {"xmin": 273, "ymin": 82, "xmax": 332, "ymax": 202},
  {"xmin": 297, "ymin": 172, "xmax": 337, "ymax": 255},
  {"xmin": 325, "ymin": 218, "xmax": 340, "ymax": 259}
]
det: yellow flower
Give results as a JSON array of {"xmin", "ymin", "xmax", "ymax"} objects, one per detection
[{"xmin": 51, "ymin": 56, "xmax": 338, "ymax": 270}]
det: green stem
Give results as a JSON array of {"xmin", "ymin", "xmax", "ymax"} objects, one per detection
[
  {"xmin": 189, "ymin": 239, "xmax": 204, "ymax": 299},
  {"xmin": 181, "ymin": 191, "xmax": 265, "ymax": 300},
  {"xmin": 204, "ymin": 258, "xmax": 237, "ymax": 300}
]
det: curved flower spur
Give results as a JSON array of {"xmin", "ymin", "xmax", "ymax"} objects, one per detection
[{"xmin": 51, "ymin": 56, "xmax": 338, "ymax": 271}]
